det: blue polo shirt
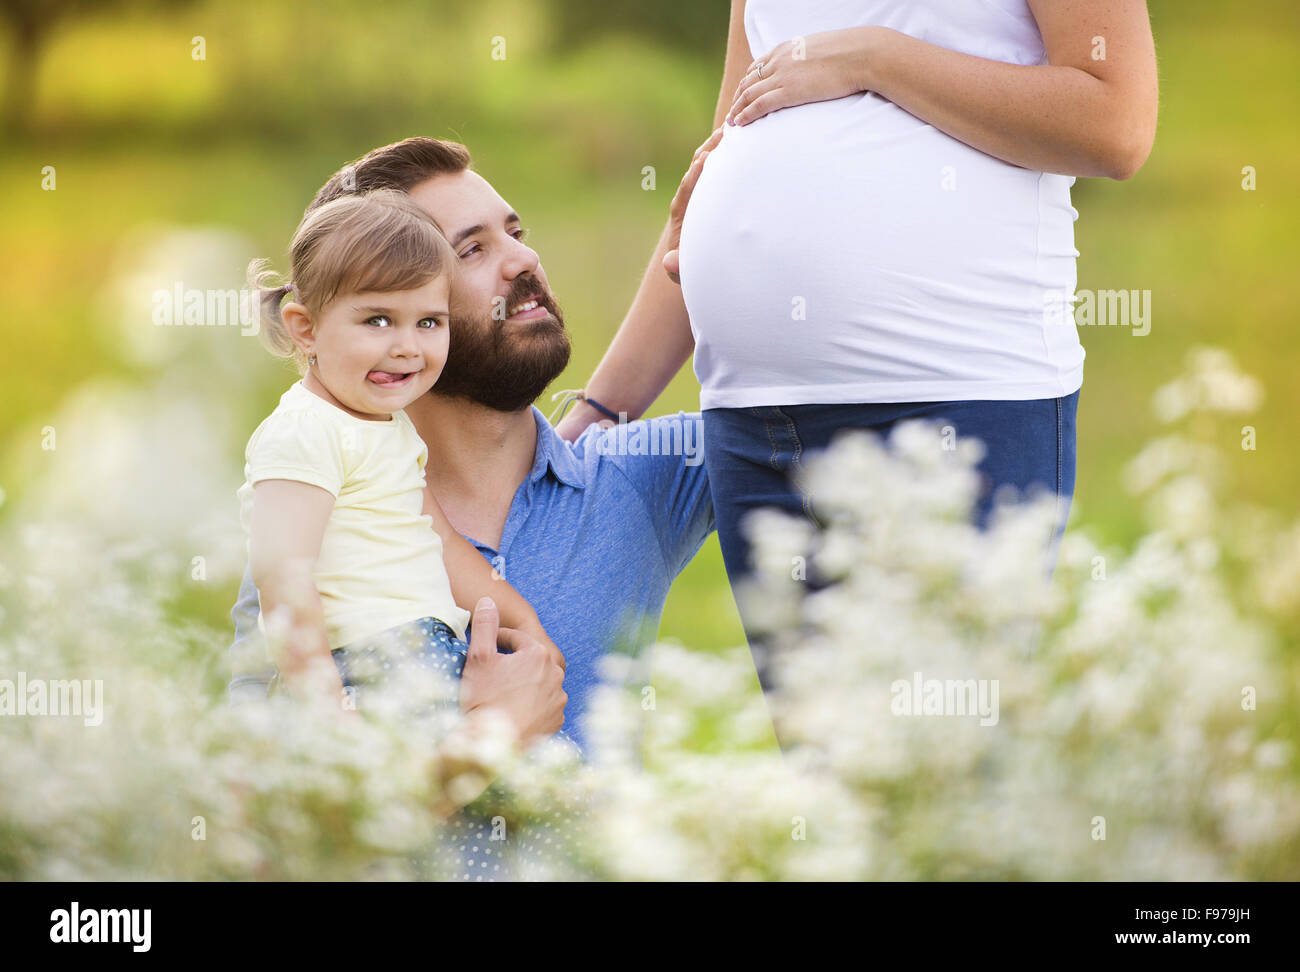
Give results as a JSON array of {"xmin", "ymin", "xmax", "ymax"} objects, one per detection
[{"xmin": 228, "ymin": 406, "xmax": 715, "ymax": 754}]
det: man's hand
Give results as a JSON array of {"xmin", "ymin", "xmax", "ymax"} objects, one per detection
[
  {"xmin": 663, "ymin": 126, "xmax": 725, "ymax": 284},
  {"xmin": 459, "ymin": 597, "xmax": 567, "ymax": 745}
]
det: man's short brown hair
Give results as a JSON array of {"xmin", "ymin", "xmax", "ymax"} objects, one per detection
[{"xmin": 308, "ymin": 137, "xmax": 472, "ymax": 213}]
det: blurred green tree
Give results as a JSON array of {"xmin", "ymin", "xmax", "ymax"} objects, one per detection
[
  {"xmin": 548, "ymin": 0, "xmax": 729, "ymax": 59},
  {"xmin": 0, "ymin": 0, "xmax": 199, "ymax": 131}
]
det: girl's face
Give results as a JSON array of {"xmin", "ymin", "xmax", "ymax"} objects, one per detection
[{"xmin": 292, "ymin": 276, "xmax": 451, "ymax": 421}]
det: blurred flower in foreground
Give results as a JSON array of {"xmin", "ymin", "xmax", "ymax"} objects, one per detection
[
  {"xmin": 578, "ymin": 347, "xmax": 1300, "ymax": 880},
  {"xmin": 0, "ymin": 347, "xmax": 1296, "ymax": 879}
]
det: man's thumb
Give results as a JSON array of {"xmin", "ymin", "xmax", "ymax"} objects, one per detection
[{"xmin": 467, "ymin": 596, "xmax": 499, "ymax": 664}]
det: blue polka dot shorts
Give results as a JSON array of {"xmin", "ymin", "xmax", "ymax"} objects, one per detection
[
  {"xmin": 332, "ymin": 615, "xmax": 467, "ymax": 719},
  {"xmin": 332, "ymin": 615, "xmax": 588, "ymax": 880}
]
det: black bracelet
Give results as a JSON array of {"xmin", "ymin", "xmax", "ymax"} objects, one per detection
[{"xmin": 582, "ymin": 393, "xmax": 622, "ymax": 422}]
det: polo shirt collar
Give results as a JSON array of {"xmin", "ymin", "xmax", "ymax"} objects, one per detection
[{"xmin": 527, "ymin": 405, "xmax": 587, "ymax": 489}]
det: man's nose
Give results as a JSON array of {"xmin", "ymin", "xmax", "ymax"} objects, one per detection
[{"xmin": 500, "ymin": 235, "xmax": 541, "ymax": 281}]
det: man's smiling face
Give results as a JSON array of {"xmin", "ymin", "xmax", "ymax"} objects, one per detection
[{"xmin": 407, "ymin": 170, "xmax": 570, "ymax": 412}]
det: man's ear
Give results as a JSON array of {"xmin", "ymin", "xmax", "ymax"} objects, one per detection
[{"xmin": 281, "ymin": 302, "xmax": 316, "ymax": 357}]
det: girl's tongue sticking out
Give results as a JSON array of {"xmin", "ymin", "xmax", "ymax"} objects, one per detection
[{"xmin": 367, "ymin": 370, "xmax": 414, "ymax": 386}]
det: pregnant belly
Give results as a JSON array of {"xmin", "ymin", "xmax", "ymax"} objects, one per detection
[{"xmin": 677, "ymin": 95, "xmax": 1072, "ymax": 398}]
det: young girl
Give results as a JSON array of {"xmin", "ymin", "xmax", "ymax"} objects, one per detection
[{"xmin": 239, "ymin": 188, "xmax": 563, "ymax": 728}]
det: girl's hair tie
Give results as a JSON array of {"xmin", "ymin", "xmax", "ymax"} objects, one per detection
[{"xmin": 284, "ymin": 281, "xmax": 294, "ymax": 294}]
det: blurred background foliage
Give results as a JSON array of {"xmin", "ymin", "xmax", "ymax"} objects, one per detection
[{"xmin": 0, "ymin": 0, "xmax": 1296, "ymax": 661}]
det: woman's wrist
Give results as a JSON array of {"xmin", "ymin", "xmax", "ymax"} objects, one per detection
[{"xmin": 853, "ymin": 25, "xmax": 896, "ymax": 95}]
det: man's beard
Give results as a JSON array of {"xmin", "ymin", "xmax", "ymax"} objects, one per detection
[{"xmin": 432, "ymin": 281, "xmax": 571, "ymax": 413}]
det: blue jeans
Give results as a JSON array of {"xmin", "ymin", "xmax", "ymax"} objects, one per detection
[{"xmin": 702, "ymin": 392, "xmax": 1079, "ymax": 689}]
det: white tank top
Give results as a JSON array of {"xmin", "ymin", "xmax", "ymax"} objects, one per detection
[{"xmin": 678, "ymin": 0, "xmax": 1085, "ymax": 408}]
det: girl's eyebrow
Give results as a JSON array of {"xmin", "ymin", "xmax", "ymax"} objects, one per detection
[{"xmin": 353, "ymin": 306, "xmax": 450, "ymax": 316}]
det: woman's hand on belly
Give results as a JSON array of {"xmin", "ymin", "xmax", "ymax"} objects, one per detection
[
  {"xmin": 664, "ymin": 125, "xmax": 724, "ymax": 284},
  {"xmin": 728, "ymin": 27, "xmax": 882, "ymax": 128}
]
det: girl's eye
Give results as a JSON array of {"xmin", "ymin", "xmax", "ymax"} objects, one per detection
[
  {"xmin": 417, "ymin": 318, "xmax": 443, "ymax": 329},
  {"xmin": 365, "ymin": 315, "xmax": 392, "ymax": 327}
]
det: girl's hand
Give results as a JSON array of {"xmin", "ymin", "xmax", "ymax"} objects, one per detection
[
  {"xmin": 726, "ymin": 27, "xmax": 885, "ymax": 127},
  {"xmin": 663, "ymin": 126, "xmax": 725, "ymax": 284}
]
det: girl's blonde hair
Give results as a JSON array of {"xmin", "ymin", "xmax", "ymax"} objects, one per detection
[{"xmin": 248, "ymin": 188, "xmax": 456, "ymax": 372}]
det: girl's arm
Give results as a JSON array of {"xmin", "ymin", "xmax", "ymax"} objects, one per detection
[
  {"xmin": 728, "ymin": 0, "xmax": 1158, "ymax": 181},
  {"xmin": 552, "ymin": 0, "xmax": 752, "ymax": 442},
  {"xmin": 422, "ymin": 487, "xmax": 566, "ymax": 671},
  {"xmin": 249, "ymin": 479, "xmax": 355, "ymax": 714}
]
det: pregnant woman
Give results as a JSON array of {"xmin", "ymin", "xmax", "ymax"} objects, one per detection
[{"xmin": 558, "ymin": 0, "xmax": 1158, "ymax": 686}]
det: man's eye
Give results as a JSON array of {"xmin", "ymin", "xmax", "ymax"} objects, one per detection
[
  {"xmin": 365, "ymin": 315, "xmax": 392, "ymax": 327},
  {"xmin": 459, "ymin": 244, "xmax": 481, "ymax": 259},
  {"xmin": 512, "ymin": 228, "xmax": 529, "ymax": 242}
]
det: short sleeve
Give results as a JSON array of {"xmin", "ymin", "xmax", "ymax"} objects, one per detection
[
  {"xmin": 245, "ymin": 406, "xmax": 348, "ymax": 497},
  {"xmin": 601, "ymin": 411, "xmax": 716, "ymax": 577},
  {"xmin": 395, "ymin": 409, "xmax": 428, "ymax": 472}
]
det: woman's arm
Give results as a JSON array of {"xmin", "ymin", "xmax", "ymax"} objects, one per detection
[
  {"xmin": 248, "ymin": 479, "xmax": 355, "ymax": 714},
  {"xmin": 553, "ymin": 0, "xmax": 752, "ymax": 442},
  {"xmin": 422, "ymin": 486, "xmax": 566, "ymax": 672},
  {"xmin": 728, "ymin": 0, "xmax": 1158, "ymax": 181}
]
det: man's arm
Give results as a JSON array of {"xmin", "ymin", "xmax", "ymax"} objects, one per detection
[
  {"xmin": 607, "ymin": 412, "xmax": 716, "ymax": 576},
  {"xmin": 421, "ymin": 486, "xmax": 566, "ymax": 671},
  {"xmin": 554, "ymin": 0, "xmax": 752, "ymax": 441},
  {"xmin": 432, "ymin": 597, "xmax": 567, "ymax": 819}
]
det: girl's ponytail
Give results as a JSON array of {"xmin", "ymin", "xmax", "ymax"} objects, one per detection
[{"xmin": 247, "ymin": 257, "xmax": 308, "ymax": 372}]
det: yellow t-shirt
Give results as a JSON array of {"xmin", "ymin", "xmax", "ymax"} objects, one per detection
[{"xmin": 237, "ymin": 380, "xmax": 470, "ymax": 648}]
